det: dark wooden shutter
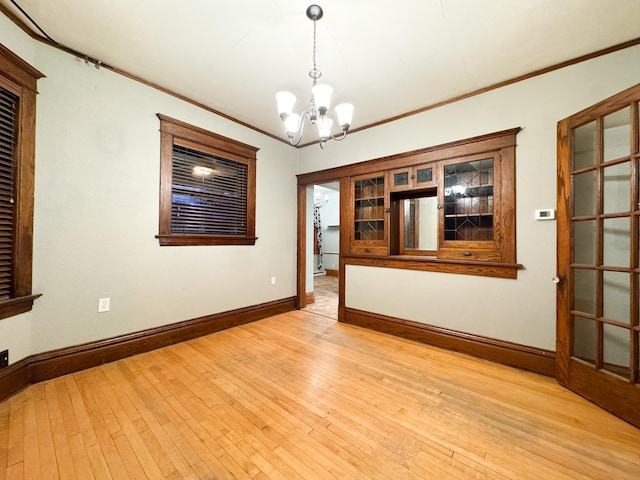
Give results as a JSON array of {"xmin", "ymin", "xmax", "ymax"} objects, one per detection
[
  {"xmin": 0, "ymin": 87, "xmax": 17, "ymax": 299},
  {"xmin": 171, "ymin": 145, "xmax": 248, "ymax": 235}
]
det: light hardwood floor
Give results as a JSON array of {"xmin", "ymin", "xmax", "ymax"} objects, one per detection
[
  {"xmin": 1, "ymin": 311, "xmax": 640, "ymax": 479},
  {"xmin": 303, "ymin": 275, "xmax": 338, "ymax": 319}
]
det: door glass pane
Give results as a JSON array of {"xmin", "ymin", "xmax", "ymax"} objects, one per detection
[
  {"xmin": 603, "ymin": 217, "xmax": 630, "ymax": 267},
  {"xmin": 573, "ymin": 170, "xmax": 596, "ymax": 217},
  {"xmin": 603, "ymin": 271, "xmax": 630, "ymax": 324},
  {"xmin": 573, "ymin": 268, "xmax": 596, "ymax": 315},
  {"xmin": 603, "ymin": 161, "xmax": 630, "ymax": 214},
  {"xmin": 573, "ymin": 315, "xmax": 596, "ymax": 365},
  {"xmin": 574, "ymin": 121, "xmax": 596, "ymax": 169},
  {"xmin": 603, "ymin": 107, "xmax": 630, "ymax": 162},
  {"xmin": 603, "ymin": 324, "xmax": 631, "ymax": 378},
  {"xmin": 573, "ymin": 220, "xmax": 596, "ymax": 265}
]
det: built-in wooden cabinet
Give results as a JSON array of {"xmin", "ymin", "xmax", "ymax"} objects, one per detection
[
  {"xmin": 299, "ymin": 128, "xmax": 521, "ymax": 279},
  {"xmin": 345, "ymin": 128, "xmax": 519, "ymax": 272}
]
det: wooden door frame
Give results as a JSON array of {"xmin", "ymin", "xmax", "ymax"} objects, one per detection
[{"xmin": 296, "ymin": 176, "xmax": 346, "ymax": 321}]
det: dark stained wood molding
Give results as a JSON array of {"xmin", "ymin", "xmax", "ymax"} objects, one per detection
[
  {"xmin": 0, "ymin": 294, "xmax": 42, "ymax": 321},
  {"xmin": 325, "ymin": 269, "xmax": 339, "ymax": 278},
  {"xmin": 305, "ymin": 291, "xmax": 315, "ymax": 304},
  {"xmin": 296, "ymin": 183, "xmax": 309, "ymax": 310},
  {"xmin": 0, "ymin": 43, "xmax": 44, "ymax": 89},
  {"xmin": 343, "ymin": 307, "xmax": 556, "ymax": 377},
  {"xmin": 0, "ymin": 296, "xmax": 296, "ymax": 403},
  {"xmin": 297, "ymin": 128, "xmax": 522, "ymax": 186},
  {"xmin": 1, "ymin": 2, "xmax": 639, "ymax": 147},
  {"xmin": 344, "ymin": 255, "xmax": 522, "ymax": 279},
  {"xmin": 155, "ymin": 235, "xmax": 258, "ymax": 246}
]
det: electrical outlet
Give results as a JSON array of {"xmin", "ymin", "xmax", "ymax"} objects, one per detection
[
  {"xmin": 98, "ymin": 297, "xmax": 110, "ymax": 313},
  {"xmin": 0, "ymin": 350, "xmax": 8, "ymax": 368}
]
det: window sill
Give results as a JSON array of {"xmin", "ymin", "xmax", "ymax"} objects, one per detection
[
  {"xmin": 0, "ymin": 294, "xmax": 42, "ymax": 321},
  {"xmin": 156, "ymin": 234, "xmax": 258, "ymax": 246},
  {"xmin": 343, "ymin": 255, "xmax": 522, "ymax": 279}
]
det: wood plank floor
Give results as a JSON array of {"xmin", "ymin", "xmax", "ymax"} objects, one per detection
[{"xmin": 1, "ymin": 311, "xmax": 640, "ymax": 479}]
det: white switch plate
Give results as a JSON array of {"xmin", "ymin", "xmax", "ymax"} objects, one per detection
[
  {"xmin": 98, "ymin": 297, "xmax": 110, "ymax": 313},
  {"xmin": 270, "ymin": 276, "xmax": 276, "ymax": 285},
  {"xmin": 535, "ymin": 209, "xmax": 556, "ymax": 220}
]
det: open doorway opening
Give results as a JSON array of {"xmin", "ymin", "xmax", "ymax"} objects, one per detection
[{"xmin": 303, "ymin": 182, "xmax": 339, "ymax": 319}]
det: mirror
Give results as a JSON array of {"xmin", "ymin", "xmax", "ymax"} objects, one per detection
[{"xmin": 402, "ymin": 196, "xmax": 438, "ymax": 252}]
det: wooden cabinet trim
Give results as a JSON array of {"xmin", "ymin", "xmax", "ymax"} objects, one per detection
[
  {"xmin": 297, "ymin": 128, "xmax": 521, "ymax": 186},
  {"xmin": 344, "ymin": 255, "xmax": 522, "ymax": 279}
]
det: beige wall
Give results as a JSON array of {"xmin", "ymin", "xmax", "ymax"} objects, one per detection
[
  {"xmin": 298, "ymin": 45, "xmax": 640, "ymax": 351},
  {"xmin": 0, "ymin": 14, "xmax": 298, "ymax": 364}
]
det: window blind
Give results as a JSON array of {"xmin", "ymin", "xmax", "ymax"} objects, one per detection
[
  {"xmin": 171, "ymin": 144, "xmax": 248, "ymax": 235},
  {"xmin": 0, "ymin": 87, "xmax": 17, "ymax": 299}
]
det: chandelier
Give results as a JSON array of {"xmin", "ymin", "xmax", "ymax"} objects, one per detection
[{"xmin": 275, "ymin": 4, "xmax": 354, "ymax": 148}]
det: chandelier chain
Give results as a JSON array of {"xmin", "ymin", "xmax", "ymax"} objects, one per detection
[{"xmin": 312, "ymin": 19, "xmax": 318, "ymax": 80}]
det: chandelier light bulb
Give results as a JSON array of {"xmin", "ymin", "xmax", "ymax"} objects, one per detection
[
  {"xmin": 335, "ymin": 103, "xmax": 354, "ymax": 130},
  {"xmin": 276, "ymin": 91, "xmax": 296, "ymax": 117},
  {"xmin": 284, "ymin": 113, "xmax": 301, "ymax": 137},
  {"xmin": 317, "ymin": 117, "xmax": 333, "ymax": 140},
  {"xmin": 311, "ymin": 84, "xmax": 333, "ymax": 113}
]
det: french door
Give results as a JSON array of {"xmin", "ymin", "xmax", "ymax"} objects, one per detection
[{"xmin": 557, "ymin": 83, "xmax": 640, "ymax": 428}]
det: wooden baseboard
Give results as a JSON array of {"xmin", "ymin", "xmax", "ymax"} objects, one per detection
[
  {"xmin": 325, "ymin": 269, "xmax": 339, "ymax": 278},
  {"xmin": 343, "ymin": 307, "xmax": 556, "ymax": 377},
  {"xmin": 0, "ymin": 296, "xmax": 296, "ymax": 402},
  {"xmin": 305, "ymin": 291, "xmax": 315, "ymax": 304}
]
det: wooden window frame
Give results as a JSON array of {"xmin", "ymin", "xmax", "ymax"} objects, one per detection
[
  {"xmin": 156, "ymin": 114, "xmax": 258, "ymax": 246},
  {"xmin": 0, "ymin": 45, "xmax": 43, "ymax": 320}
]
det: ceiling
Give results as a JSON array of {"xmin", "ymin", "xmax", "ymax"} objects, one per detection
[{"xmin": 2, "ymin": 1, "xmax": 640, "ymax": 144}]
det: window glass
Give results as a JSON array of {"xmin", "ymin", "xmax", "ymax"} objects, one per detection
[{"xmin": 171, "ymin": 145, "xmax": 248, "ymax": 236}]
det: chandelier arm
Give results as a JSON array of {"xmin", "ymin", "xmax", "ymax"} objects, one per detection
[
  {"xmin": 330, "ymin": 129, "xmax": 349, "ymax": 142},
  {"xmin": 286, "ymin": 110, "xmax": 313, "ymax": 147}
]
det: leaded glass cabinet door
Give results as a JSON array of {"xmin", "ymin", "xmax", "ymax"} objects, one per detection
[
  {"xmin": 350, "ymin": 172, "xmax": 388, "ymax": 255},
  {"xmin": 438, "ymin": 153, "xmax": 503, "ymax": 261},
  {"xmin": 557, "ymin": 83, "xmax": 640, "ymax": 428}
]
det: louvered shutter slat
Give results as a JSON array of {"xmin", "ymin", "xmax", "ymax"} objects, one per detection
[
  {"xmin": 0, "ymin": 87, "xmax": 17, "ymax": 298},
  {"xmin": 171, "ymin": 145, "xmax": 248, "ymax": 235}
]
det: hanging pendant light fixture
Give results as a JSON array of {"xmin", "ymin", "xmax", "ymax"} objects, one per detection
[{"xmin": 275, "ymin": 4, "xmax": 354, "ymax": 148}]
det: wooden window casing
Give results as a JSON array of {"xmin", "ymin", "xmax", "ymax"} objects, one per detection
[
  {"xmin": 156, "ymin": 114, "xmax": 258, "ymax": 246},
  {"xmin": 0, "ymin": 44, "xmax": 43, "ymax": 320}
]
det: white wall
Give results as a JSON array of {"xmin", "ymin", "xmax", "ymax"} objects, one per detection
[
  {"xmin": 0, "ymin": 14, "xmax": 298, "ymax": 364},
  {"xmin": 298, "ymin": 45, "xmax": 640, "ymax": 351},
  {"xmin": 315, "ymin": 187, "xmax": 340, "ymax": 272}
]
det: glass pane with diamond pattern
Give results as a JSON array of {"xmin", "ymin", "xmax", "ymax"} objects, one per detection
[{"xmin": 443, "ymin": 158, "xmax": 493, "ymax": 241}]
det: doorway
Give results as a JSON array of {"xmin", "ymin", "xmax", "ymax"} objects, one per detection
[
  {"xmin": 557, "ymin": 82, "xmax": 640, "ymax": 428},
  {"xmin": 303, "ymin": 182, "xmax": 340, "ymax": 319}
]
